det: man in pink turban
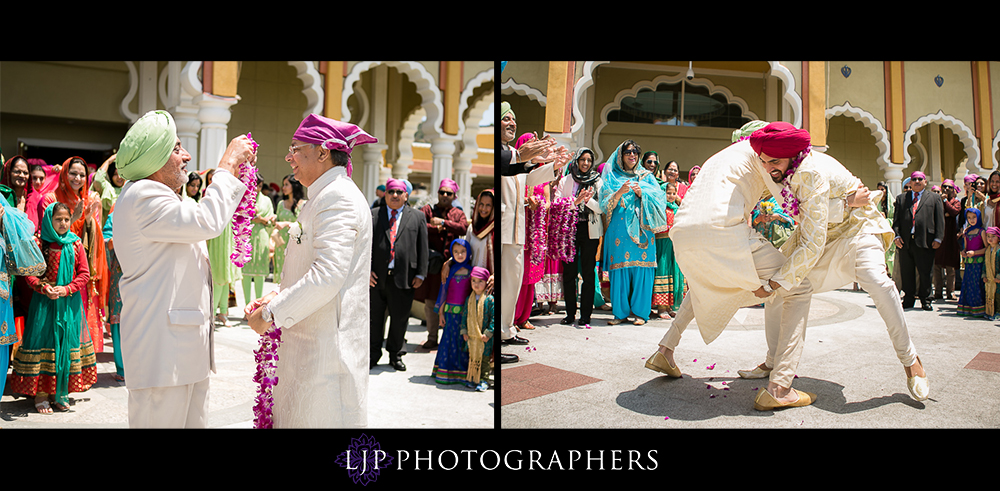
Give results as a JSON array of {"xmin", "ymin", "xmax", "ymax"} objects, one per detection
[
  {"xmin": 369, "ymin": 177, "xmax": 428, "ymax": 372},
  {"xmin": 245, "ymin": 113, "xmax": 376, "ymax": 427},
  {"xmin": 415, "ymin": 177, "xmax": 469, "ymax": 349}
]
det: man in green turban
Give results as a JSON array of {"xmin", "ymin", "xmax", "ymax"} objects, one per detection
[{"xmin": 113, "ymin": 110, "xmax": 257, "ymax": 428}]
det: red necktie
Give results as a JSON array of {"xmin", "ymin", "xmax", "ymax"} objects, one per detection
[
  {"xmin": 389, "ymin": 208, "xmax": 399, "ymax": 263},
  {"xmin": 912, "ymin": 191, "xmax": 920, "ymax": 224}
]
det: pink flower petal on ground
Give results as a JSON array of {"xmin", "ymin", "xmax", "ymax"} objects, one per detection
[
  {"xmin": 693, "ymin": 359, "xmax": 697, "ymax": 362},
  {"xmin": 664, "ymin": 416, "xmax": 670, "ymax": 420},
  {"xmin": 707, "ymin": 363, "xmax": 716, "ymax": 370}
]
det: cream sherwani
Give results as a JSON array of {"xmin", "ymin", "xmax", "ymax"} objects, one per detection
[
  {"xmin": 266, "ymin": 166, "xmax": 372, "ymax": 428},
  {"xmin": 500, "ymin": 159, "xmax": 558, "ymax": 340},
  {"xmin": 115, "ymin": 170, "xmax": 246, "ymax": 428},
  {"xmin": 663, "ymin": 140, "xmax": 788, "ymax": 347},
  {"xmin": 759, "ymin": 151, "xmax": 916, "ymax": 387}
]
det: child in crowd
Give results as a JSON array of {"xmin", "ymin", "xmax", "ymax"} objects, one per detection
[
  {"xmin": 432, "ymin": 238, "xmax": 473, "ymax": 384},
  {"xmin": 10, "ymin": 202, "xmax": 97, "ymax": 413},
  {"xmin": 958, "ymin": 208, "xmax": 987, "ymax": 317},
  {"xmin": 462, "ymin": 267, "xmax": 493, "ymax": 392},
  {"xmin": 984, "ymin": 227, "xmax": 1000, "ymax": 320},
  {"xmin": 651, "ymin": 181, "xmax": 682, "ymax": 319}
]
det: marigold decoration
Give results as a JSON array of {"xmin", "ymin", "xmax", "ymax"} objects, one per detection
[{"xmin": 230, "ymin": 133, "xmax": 260, "ymax": 267}]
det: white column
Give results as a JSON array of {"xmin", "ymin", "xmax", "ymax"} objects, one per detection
[
  {"xmin": 429, "ymin": 137, "xmax": 458, "ymax": 205},
  {"xmin": 194, "ymin": 93, "xmax": 239, "ymax": 173},
  {"xmin": 884, "ymin": 166, "xmax": 905, "ymax": 198},
  {"xmin": 393, "ymin": 112, "xmax": 423, "ymax": 181},
  {"xmin": 361, "ymin": 143, "xmax": 388, "ymax": 205},
  {"xmin": 172, "ymin": 62, "xmax": 203, "ymax": 168},
  {"xmin": 453, "ymin": 140, "xmax": 476, "ymax": 212},
  {"xmin": 929, "ymin": 123, "xmax": 942, "ymax": 185}
]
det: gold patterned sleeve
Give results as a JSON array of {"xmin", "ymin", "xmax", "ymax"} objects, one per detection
[{"xmin": 773, "ymin": 168, "xmax": 830, "ymax": 290}]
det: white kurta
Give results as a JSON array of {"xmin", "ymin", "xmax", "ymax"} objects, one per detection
[
  {"xmin": 669, "ymin": 140, "xmax": 783, "ymax": 343},
  {"xmin": 266, "ymin": 166, "xmax": 372, "ymax": 428}
]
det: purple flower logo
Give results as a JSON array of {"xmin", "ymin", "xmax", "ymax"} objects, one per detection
[{"xmin": 335, "ymin": 434, "xmax": 394, "ymax": 485}]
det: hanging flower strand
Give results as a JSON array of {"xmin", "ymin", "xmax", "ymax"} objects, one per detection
[
  {"xmin": 230, "ymin": 133, "xmax": 260, "ymax": 267},
  {"xmin": 252, "ymin": 324, "xmax": 283, "ymax": 429}
]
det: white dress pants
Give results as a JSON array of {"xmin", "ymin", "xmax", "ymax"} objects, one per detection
[
  {"xmin": 763, "ymin": 233, "xmax": 918, "ymax": 387},
  {"xmin": 659, "ymin": 235, "xmax": 785, "ymax": 350},
  {"xmin": 128, "ymin": 376, "xmax": 210, "ymax": 428}
]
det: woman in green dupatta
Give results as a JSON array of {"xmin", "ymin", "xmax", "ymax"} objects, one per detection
[{"xmin": 10, "ymin": 202, "xmax": 96, "ymax": 413}]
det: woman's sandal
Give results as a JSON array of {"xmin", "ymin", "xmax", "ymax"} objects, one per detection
[
  {"xmin": 35, "ymin": 400, "xmax": 53, "ymax": 414},
  {"xmin": 52, "ymin": 402, "xmax": 70, "ymax": 412}
]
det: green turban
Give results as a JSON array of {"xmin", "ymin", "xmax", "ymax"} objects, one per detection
[
  {"xmin": 731, "ymin": 120, "xmax": 769, "ymax": 143},
  {"xmin": 117, "ymin": 110, "xmax": 177, "ymax": 181},
  {"xmin": 501, "ymin": 101, "xmax": 514, "ymax": 120}
]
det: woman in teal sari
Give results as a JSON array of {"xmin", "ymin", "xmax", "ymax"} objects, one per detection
[
  {"xmin": 599, "ymin": 140, "xmax": 668, "ymax": 325},
  {"xmin": 10, "ymin": 202, "xmax": 96, "ymax": 413}
]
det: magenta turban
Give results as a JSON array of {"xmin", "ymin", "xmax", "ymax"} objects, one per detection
[
  {"xmin": 749, "ymin": 122, "xmax": 811, "ymax": 159},
  {"xmin": 471, "ymin": 266, "xmax": 491, "ymax": 280},
  {"xmin": 386, "ymin": 178, "xmax": 406, "ymax": 192},
  {"xmin": 439, "ymin": 178, "xmax": 459, "ymax": 193},
  {"xmin": 292, "ymin": 113, "xmax": 378, "ymax": 177},
  {"xmin": 911, "ymin": 171, "xmax": 927, "ymax": 180}
]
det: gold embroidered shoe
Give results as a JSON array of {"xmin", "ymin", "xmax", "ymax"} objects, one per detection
[
  {"xmin": 753, "ymin": 388, "xmax": 817, "ymax": 411},
  {"xmin": 738, "ymin": 364, "xmax": 772, "ymax": 379},
  {"xmin": 644, "ymin": 351, "xmax": 682, "ymax": 378}
]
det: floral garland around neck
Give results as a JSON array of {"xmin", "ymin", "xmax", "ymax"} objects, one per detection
[
  {"xmin": 776, "ymin": 147, "xmax": 811, "ymax": 216},
  {"xmin": 230, "ymin": 132, "xmax": 260, "ymax": 267}
]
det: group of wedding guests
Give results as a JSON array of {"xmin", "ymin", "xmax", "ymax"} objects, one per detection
[
  {"xmin": 880, "ymin": 171, "xmax": 1000, "ymax": 320},
  {"xmin": 0, "ymin": 146, "xmax": 495, "ymax": 416},
  {"xmin": 509, "ymin": 135, "xmax": 697, "ymax": 333}
]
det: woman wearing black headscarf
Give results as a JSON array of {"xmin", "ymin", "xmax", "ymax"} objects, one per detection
[{"xmin": 554, "ymin": 147, "xmax": 603, "ymax": 327}]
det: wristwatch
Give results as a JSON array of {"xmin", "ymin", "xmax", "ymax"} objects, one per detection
[
  {"xmin": 761, "ymin": 281, "xmax": 774, "ymax": 293},
  {"xmin": 261, "ymin": 305, "xmax": 273, "ymax": 324}
]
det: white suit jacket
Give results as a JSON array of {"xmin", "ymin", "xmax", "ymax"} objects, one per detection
[
  {"xmin": 114, "ymin": 171, "xmax": 246, "ymax": 390},
  {"xmin": 267, "ymin": 166, "xmax": 372, "ymax": 428}
]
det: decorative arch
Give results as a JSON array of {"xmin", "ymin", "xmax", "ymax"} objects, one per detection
[
  {"xmin": 287, "ymin": 61, "xmax": 324, "ymax": 118},
  {"xmin": 825, "ymin": 102, "xmax": 893, "ymax": 172},
  {"xmin": 343, "ymin": 62, "xmax": 442, "ymax": 138},
  {"xmin": 500, "ymin": 77, "xmax": 546, "ymax": 105},
  {"xmin": 592, "ymin": 73, "xmax": 759, "ymax": 164},
  {"xmin": 903, "ymin": 110, "xmax": 981, "ymax": 174},
  {"xmin": 457, "ymin": 67, "xmax": 494, "ymax": 136},
  {"xmin": 767, "ymin": 61, "xmax": 803, "ymax": 128}
]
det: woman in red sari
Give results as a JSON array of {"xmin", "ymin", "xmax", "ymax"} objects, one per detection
[{"xmin": 41, "ymin": 157, "xmax": 109, "ymax": 352}]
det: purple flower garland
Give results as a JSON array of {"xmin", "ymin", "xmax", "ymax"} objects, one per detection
[
  {"xmin": 547, "ymin": 196, "xmax": 578, "ymax": 262},
  {"xmin": 230, "ymin": 133, "xmax": 260, "ymax": 267},
  {"xmin": 253, "ymin": 324, "xmax": 283, "ymax": 428},
  {"xmin": 527, "ymin": 190, "xmax": 548, "ymax": 266}
]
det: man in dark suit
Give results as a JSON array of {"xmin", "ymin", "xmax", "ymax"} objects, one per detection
[
  {"xmin": 893, "ymin": 171, "xmax": 945, "ymax": 311},
  {"xmin": 370, "ymin": 178, "xmax": 428, "ymax": 371}
]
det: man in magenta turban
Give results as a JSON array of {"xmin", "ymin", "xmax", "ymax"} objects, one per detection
[{"xmin": 245, "ymin": 113, "xmax": 376, "ymax": 427}]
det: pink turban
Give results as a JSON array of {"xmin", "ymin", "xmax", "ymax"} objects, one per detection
[
  {"xmin": 386, "ymin": 178, "xmax": 406, "ymax": 192},
  {"xmin": 749, "ymin": 122, "xmax": 811, "ymax": 159},
  {"xmin": 911, "ymin": 171, "xmax": 927, "ymax": 180},
  {"xmin": 965, "ymin": 174, "xmax": 979, "ymax": 184},
  {"xmin": 439, "ymin": 178, "xmax": 459, "ymax": 193},
  {"xmin": 987, "ymin": 227, "xmax": 1000, "ymax": 237},
  {"xmin": 471, "ymin": 266, "xmax": 491, "ymax": 280},
  {"xmin": 942, "ymin": 179, "xmax": 957, "ymax": 190},
  {"xmin": 292, "ymin": 113, "xmax": 378, "ymax": 177}
]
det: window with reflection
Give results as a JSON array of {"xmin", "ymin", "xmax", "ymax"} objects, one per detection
[{"xmin": 607, "ymin": 81, "xmax": 749, "ymax": 129}]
